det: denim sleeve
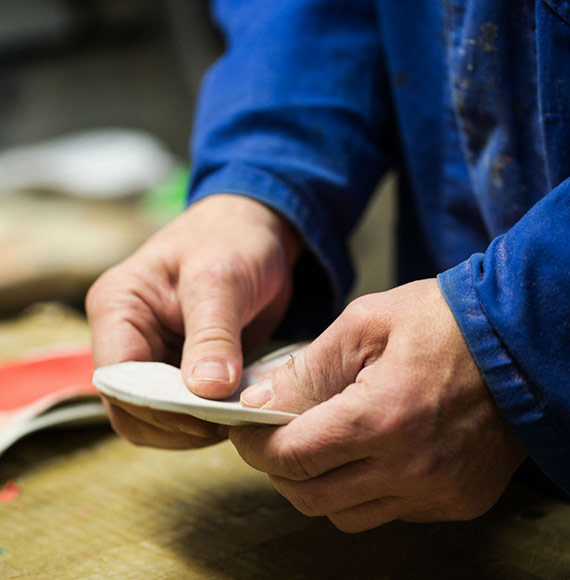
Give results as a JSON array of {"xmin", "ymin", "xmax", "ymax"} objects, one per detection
[
  {"xmin": 187, "ymin": 0, "xmax": 391, "ymax": 334},
  {"xmin": 438, "ymin": 178, "xmax": 570, "ymax": 494}
]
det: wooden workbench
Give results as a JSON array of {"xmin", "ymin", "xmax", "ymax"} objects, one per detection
[
  {"xmin": 1, "ymin": 428, "xmax": 570, "ymax": 579},
  {"xmin": 1, "ymin": 307, "xmax": 570, "ymax": 579}
]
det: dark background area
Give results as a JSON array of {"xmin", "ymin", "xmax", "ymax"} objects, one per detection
[
  {"xmin": 0, "ymin": 0, "xmax": 222, "ymax": 156},
  {"xmin": 0, "ymin": 0, "xmax": 394, "ymax": 311}
]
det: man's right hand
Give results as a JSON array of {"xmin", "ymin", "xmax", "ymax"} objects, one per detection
[{"xmin": 86, "ymin": 194, "xmax": 299, "ymax": 449}]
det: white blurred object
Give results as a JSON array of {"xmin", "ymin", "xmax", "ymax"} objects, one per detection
[{"xmin": 0, "ymin": 128, "xmax": 178, "ymax": 199}]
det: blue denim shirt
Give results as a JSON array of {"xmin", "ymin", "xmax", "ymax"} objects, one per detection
[{"xmin": 188, "ymin": 1, "xmax": 570, "ymax": 495}]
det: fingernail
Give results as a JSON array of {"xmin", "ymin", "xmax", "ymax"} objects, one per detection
[
  {"xmin": 240, "ymin": 378, "xmax": 273, "ymax": 408},
  {"xmin": 191, "ymin": 359, "xmax": 231, "ymax": 384}
]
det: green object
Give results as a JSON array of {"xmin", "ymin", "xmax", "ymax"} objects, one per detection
[{"xmin": 141, "ymin": 165, "xmax": 189, "ymax": 224}]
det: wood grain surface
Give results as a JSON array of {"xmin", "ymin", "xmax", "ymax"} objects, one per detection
[{"xmin": 2, "ymin": 430, "xmax": 570, "ymax": 579}]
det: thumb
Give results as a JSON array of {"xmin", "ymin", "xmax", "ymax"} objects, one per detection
[
  {"xmin": 180, "ymin": 264, "xmax": 247, "ymax": 400},
  {"xmin": 240, "ymin": 318, "xmax": 365, "ymax": 414}
]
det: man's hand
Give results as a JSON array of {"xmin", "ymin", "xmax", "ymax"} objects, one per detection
[
  {"xmin": 87, "ymin": 194, "xmax": 299, "ymax": 449},
  {"xmin": 231, "ymin": 279, "xmax": 526, "ymax": 532}
]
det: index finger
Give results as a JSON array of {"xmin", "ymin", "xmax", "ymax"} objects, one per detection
[
  {"xmin": 87, "ymin": 299, "xmax": 153, "ymax": 368},
  {"xmin": 229, "ymin": 385, "xmax": 370, "ymax": 481},
  {"xmin": 86, "ymin": 260, "xmax": 183, "ymax": 367}
]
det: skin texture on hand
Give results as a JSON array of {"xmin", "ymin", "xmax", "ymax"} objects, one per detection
[
  {"xmin": 231, "ymin": 279, "xmax": 527, "ymax": 532},
  {"xmin": 86, "ymin": 194, "xmax": 300, "ymax": 449}
]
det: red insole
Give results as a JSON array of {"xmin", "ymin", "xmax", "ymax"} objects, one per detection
[{"xmin": 0, "ymin": 349, "xmax": 96, "ymax": 412}]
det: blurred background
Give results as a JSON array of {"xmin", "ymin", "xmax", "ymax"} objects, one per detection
[{"xmin": 0, "ymin": 0, "xmax": 394, "ymax": 358}]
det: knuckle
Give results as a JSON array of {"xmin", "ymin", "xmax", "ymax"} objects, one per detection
[
  {"xmin": 107, "ymin": 407, "xmax": 154, "ymax": 447},
  {"xmin": 190, "ymin": 256, "xmax": 265, "ymax": 322},
  {"xmin": 188, "ymin": 324, "xmax": 239, "ymax": 348},
  {"xmin": 327, "ymin": 514, "xmax": 367, "ymax": 534},
  {"xmin": 109, "ymin": 420, "xmax": 145, "ymax": 447},
  {"xmin": 85, "ymin": 274, "xmax": 109, "ymax": 313},
  {"xmin": 277, "ymin": 440, "xmax": 314, "ymax": 481},
  {"xmin": 379, "ymin": 387, "xmax": 433, "ymax": 441},
  {"xmin": 147, "ymin": 409, "xmax": 179, "ymax": 432},
  {"xmin": 191, "ymin": 259, "xmax": 243, "ymax": 289},
  {"xmin": 287, "ymin": 490, "xmax": 323, "ymax": 517},
  {"xmin": 404, "ymin": 447, "xmax": 446, "ymax": 482},
  {"xmin": 342, "ymin": 295, "xmax": 374, "ymax": 326},
  {"xmin": 127, "ymin": 436, "xmax": 152, "ymax": 448},
  {"xmin": 438, "ymin": 480, "xmax": 491, "ymax": 521},
  {"xmin": 338, "ymin": 295, "xmax": 388, "ymax": 363},
  {"xmin": 85, "ymin": 266, "xmax": 133, "ymax": 316}
]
